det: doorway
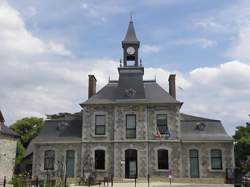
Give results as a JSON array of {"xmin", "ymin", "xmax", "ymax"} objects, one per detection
[{"xmin": 125, "ymin": 149, "xmax": 137, "ymax": 178}]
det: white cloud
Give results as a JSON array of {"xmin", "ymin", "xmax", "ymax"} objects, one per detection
[
  {"xmin": 0, "ymin": 1, "xmax": 249, "ymax": 137},
  {"xmin": 175, "ymin": 38, "xmax": 217, "ymax": 48},
  {"xmin": 141, "ymin": 44, "xmax": 161, "ymax": 54},
  {"xmin": 193, "ymin": 1, "xmax": 250, "ymax": 61},
  {"xmin": 0, "ymin": 1, "xmax": 71, "ymax": 56},
  {"xmin": 48, "ymin": 42, "xmax": 72, "ymax": 56}
]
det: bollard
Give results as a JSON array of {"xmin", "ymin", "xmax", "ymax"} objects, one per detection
[
  {"xmin": 147, "ymin": 174, "xmax": 150, "ymax": 187},
  {"xmin": 64, "ymin": 175, "xmax": 67, "ymax": 187},
  {"xmin": 36, "ymin": 176, "xmax": 39, "ymax": 187},
  {"xmin": 3, "ymin": 176, "xmax": 6, "ymax": 187}
]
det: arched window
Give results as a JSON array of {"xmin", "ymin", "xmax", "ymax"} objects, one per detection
[
  {"xmin": 157, "ymin": 149, "xmax": 169, "ymax": 169},
  {"xmin": 95, "ymin": 150, "xmax": 105, "ymax": 170},
  {"xmin": 211, "ymin": 149, "xmax": 222, "ymax": 170},
  {"xmin": 44, "ymin": 150, "xmax": 55, "ymax": 170}
]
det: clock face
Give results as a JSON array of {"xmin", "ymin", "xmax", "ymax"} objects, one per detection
[{"xmin": 127, "ymin": 46, "xmax": 135, "ymax": 55}]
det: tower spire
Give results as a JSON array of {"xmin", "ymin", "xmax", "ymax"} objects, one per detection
[{"xmin": 122, "ymin": 18, "xmax": 140, "ymax": 45}]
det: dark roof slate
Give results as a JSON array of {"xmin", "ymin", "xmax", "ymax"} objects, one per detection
[
  {"xmin": 180, "ymin": 113, "xmax": 233, "ymax": 141},
  {"xmin": 33, "ymin": 115, "xmax": 82, "ymax": 143},
  {"xmin": 0, "ymin": 125, "xmax": 19, "ymax": 138},
  {"xmin": 122, "ymin": 21, "xmax": 139, "ymax": 44},
  {"xmin": 81, "ymin": 81, "xmax": 181, "ymax": 105},
  {"xmin": 0, "ymin": 110, "xmax": 4, "ymax": 122}
]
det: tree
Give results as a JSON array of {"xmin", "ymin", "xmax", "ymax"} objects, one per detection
[
  {"xmin": 11, "ymin": 117, "xmax": 44, "ymax": 148},
  {"xmin": 10, "ymin": 117, "xmax": 43, "ymax": 169},
  {"xmin": 15, "ymin": 140, "xmax": 25, "ymax": 165},
  {"xmin": 233, "ymin": 115, "xmax": 250, "ymax": 172}
]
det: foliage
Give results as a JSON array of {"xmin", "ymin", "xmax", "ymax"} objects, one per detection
[
  {"xmin": 11, "ymin": 175, "xmax": 27, "ymax": 187},
  {"xmin": 15, "ymin": 140, "xmax": 26, "ymax": 165},
  {"xmin": 233, "ymin": 115, "xmax": 250, "ymax": 172},
  {"xmin": 11, "ymin": 117, "xmax": 44, "ymax": 148},
  {"xmin": 46, "ymin": 112, "xmax": 81, "ymax": 120}
]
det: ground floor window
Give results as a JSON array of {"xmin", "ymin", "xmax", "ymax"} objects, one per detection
[
  {"xmin": 44, "ymin": 150, "xmax": 55, "ymax": 170},
  {"xmin": 66, "ymin": 150, "xmax": 75, "ymax": 177},
  {"xmin": 189, "ymin": 149, "xmax": 199, "ymax": 178},
  {"xmin": 157, "ymin": 149, "xmax": 169, "ymax": 169},
  {"xmin": 211, "ymin": 149, "xmax": 222, "ymax": 170},
  {"xmin": 95, "ymin": 150, "xmax": 105, "ymax": 170}
]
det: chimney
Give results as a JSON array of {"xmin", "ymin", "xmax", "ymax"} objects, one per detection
[
  {"xmin": 168, "ymin": 74, "xmax": 176, "ymax": 99},
  {"xmin": 88, "ymin": 75, "xmax": 97, "ymax": 98}
]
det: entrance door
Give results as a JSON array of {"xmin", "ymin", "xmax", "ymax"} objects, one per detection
[
  {"xmin": 189, "ymin": 149, "xmax": 199, "ymax": 178},
  {"xmin": 125, "ymin": 149, "xmax": 137, "ymax": 178}
]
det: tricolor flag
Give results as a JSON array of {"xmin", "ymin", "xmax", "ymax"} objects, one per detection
[{"xmin": 154, "ymin": 127, "xmax": 161, "ymax": 139}]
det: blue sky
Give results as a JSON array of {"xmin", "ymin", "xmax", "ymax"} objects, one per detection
[{"xmin": 0, "ymin": 0, "xmax": 250, "ymax": 135}]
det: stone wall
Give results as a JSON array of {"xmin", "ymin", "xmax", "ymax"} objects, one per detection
[
  {"xmin": 81, "ymin": 142, "xmax": 114, "ymax": 179},
  {"xmin": 32, "ymin": 143, "xmax": 81, "ymax": 179},
  {"xmin": 0, "ymin": 135, "xmax": 17, "ymax": 182},
  {"xmin": 181, "ymin": 142, "xmax": 234, "ymax": 178}
]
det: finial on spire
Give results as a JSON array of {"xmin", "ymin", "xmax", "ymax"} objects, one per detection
[
  {"xmin": 130, "ymin": 11, "xmax": 133, "ymax": 22},
  {"xmin": 140, "ymin": 59, "xmax": 142, "ymax": 67}
]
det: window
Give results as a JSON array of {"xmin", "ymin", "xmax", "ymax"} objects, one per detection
[
  {"xmin": 158, "ymin": 149, "xmax": 169, "ymax": 170},
  {"xmin": 126, "ymin": 114, "xmax": 136, "ymax": 139},
  {"xmin": 95, "ymin": 115, "xmax": 106, "ymax": 135},
  {"xmin": 44, "ymin": 150, "xmax": 55, "ymax": 170},
  {"xmin": 189, "ymin": 149, "xmax": 199, "ymax": 178},
  {"xmin": 95, "ymin": 150, "xmax": 105, "ymax": 170},
  {"xmin": 66, "ymin": 150, "xmax": 75, "ymax": 177},
  {"xmin": 211, "ymin": 149, "xmax": 222, "ymax": 170},
  {"xmin": 156, "ymin": 114, "xmax": 169, "ymax": 135}
]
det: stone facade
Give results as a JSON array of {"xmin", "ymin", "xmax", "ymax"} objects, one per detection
[
  {"xmin": 0, "ymin": 135, "xmax": 17, "ymax": 182},
  {"xmin": 31, "ymin": 20, "xmax": 234, "ymax": 181},
  {"xmin": 32, "ymin": 143, "xmax": 82, "ymax": 179},
  {"xmin": 32, "ymin": 103, "xmax": 234, "ymax": 180}
]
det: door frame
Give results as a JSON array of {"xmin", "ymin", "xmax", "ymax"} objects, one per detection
[{"xmin": 125, "ymin": 149, "xmax": 138, "ymax": 179}]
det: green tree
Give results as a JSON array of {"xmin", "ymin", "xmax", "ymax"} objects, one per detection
[
  {"xmin": 233, "ymin": 115, "xmax": 250, "ymax": 172},
  {"xmin": 15, "ymin": 140, "xmax": 25, "ymax": 165},
  {"xmin": 11, "ymin": 117, "xmax": 43, "ymax": 148},
  {"xmin": 11, "ymin": 117, "xmax": 44, "ymax": 167}
]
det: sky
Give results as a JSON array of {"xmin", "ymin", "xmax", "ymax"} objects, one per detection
[{"xmin": 0, "ymin": 0, "xmax": 250, "ymax": 135}]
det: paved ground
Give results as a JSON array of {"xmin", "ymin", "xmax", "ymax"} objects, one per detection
[{"xmin": 73, "ymin": 182, "xmax": 234, "ymax": 187}]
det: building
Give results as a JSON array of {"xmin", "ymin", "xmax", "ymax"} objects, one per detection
[
  {"xmin": 31, "ymin": 20, "xmax": 234, "ymax": 181},
  {"xmin": 0, "ymin": 110, "xmax": 19, "ymax": 182}
]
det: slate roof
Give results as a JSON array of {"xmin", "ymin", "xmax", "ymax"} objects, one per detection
[
  {"xmin": 122, "ymin": 21, "xmax": 140, "ymax": 44},
  {"xmin": 0, "ymin": 125, "xmax": 19, "ymax": 138},
  {"xmin": 33, "ymin": 114, "xmax": 82, "ymax": 143},
  {"xmin": 180, "ymin": 113, "xmax": 233, "ymax": 141},
  {"xmin": 0, "ymin": 110, "xmax": 4, "ymax": 122},
  {"xmin": 0, "ymin": 110, "xmax": 19, "ymax": 138},
  {"xmin": 81, "ymin": 80, "xmax": 182, "ymax": 105}
]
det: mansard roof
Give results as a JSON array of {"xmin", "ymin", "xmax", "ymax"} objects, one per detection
[
  {"xmin": 33, "ymin": 113, "xmax": 82, "ymax": 143},
  {"xmin": 81, "ymin": 80, "xmax": 182, "ymax": 106},
  {"xmin": 180, "ymin": 113, "xmax": 233, "ymax": 142}
]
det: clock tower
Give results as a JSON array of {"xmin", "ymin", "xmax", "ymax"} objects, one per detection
[
  {"xmin": 117, "ymin": 20, "xmax": 145, "ymax": 100},
  {"xmin": 122, "ymin": 19, "xmax": 140, "ymax": 67}
]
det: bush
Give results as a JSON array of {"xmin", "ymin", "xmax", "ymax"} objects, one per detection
[{"xmin": 12, "ymin": 175, "xmax": 27, "ymax": 187}]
